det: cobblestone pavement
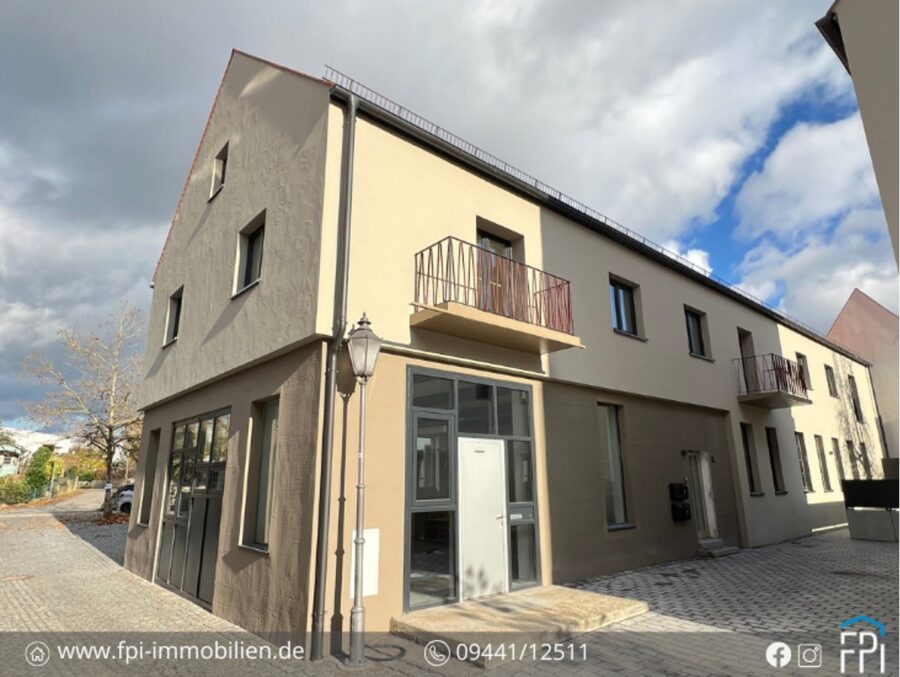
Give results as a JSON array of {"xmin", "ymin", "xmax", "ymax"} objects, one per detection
[{"xmin": 0, "ymin": 496, "xmax": 896, "ymax": 677}]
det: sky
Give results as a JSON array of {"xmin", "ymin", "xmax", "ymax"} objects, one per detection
[{"xmin": 0, "ymin": 0, "xmax": 896, "ymax": 427}]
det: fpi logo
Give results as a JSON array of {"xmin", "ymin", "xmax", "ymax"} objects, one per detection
[{"xmin": 840, "ymin": 615, "xmax": 886, "ymax": 674}]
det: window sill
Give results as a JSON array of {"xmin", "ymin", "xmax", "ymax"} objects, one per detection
[
  {"xmin": 749, "ymin": 491, "xmax": 765, "ymax": 498},
  {"xmin": 208, "ymin": 184, "xmax": 224, "ymax": 202},
  {"xmin": 775, "ymin": 490, "xmax": 789, "ymax": 496},
  {"xmin": 607, "ymin": 522, "xmax": 636, "ymax": 532},
  {"xmin": 238, "ymin": 543, "xmax": 269, "ymax": 555},
  {"xmin": 689, "ymin": 352, "xmax": 715, "ymax": 363},
  {"xmin": 232, "ymin": 279, "xmax": 260, "ymax": 300},
  {"xmin": 135, "ymin": 521, "xmax": 150, "ymax": 528},
  {"xmin": 613, "ymin": 328, "xmax": 648, "ymax": 342},
  {"xmin": 162, "ymin": 337, "xmax": 177, "ymax": 349}
]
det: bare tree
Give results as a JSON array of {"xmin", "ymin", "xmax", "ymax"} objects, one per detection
[{"xmin": 23, "ymin": 304, "xmax": 144, "ymax": 514}]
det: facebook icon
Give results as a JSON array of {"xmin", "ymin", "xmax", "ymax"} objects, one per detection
[{"xmin": 766, "ymin": 642, "xmax": 792, "ymax": 668}]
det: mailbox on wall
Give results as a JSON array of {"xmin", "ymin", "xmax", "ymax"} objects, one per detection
[
  {"xmin": 669, "ymin": 482, "xmax": 689, "ymax": 501},
  {"xmin": 669, "ymin": 481, "xmax": 691, "ymax": 523},
  {"xmin": 671, "ymin": 502, "xmax": 691, "ymax": 522}
]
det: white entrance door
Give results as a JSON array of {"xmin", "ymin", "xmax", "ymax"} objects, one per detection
[
  {"xmin": 686, "ymin": 451, "xmax": 718, "ymax": 539},
  {"xmin": 458, "ymin": 437, "xmax": 509, "ymax": 600}
]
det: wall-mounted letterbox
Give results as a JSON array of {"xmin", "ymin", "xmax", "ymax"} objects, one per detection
[
  {"xmin": 671, "ymin": 503, "xmax": 691, "ymax": 522},
  {"xmin": 669, "ymin": 482, "xmax": 689, "ymax": 501}
]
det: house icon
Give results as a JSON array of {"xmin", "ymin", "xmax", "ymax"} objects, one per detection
[
  {"xmin": 840, "ymin": 615, "xmax": 887, "ymax": 637},
  {"xmin": 24, "ymin": 640, "xmax": 50, "ymax": 667}
]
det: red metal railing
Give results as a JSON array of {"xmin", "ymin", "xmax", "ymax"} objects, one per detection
[
  {"xmin": 733, "ymin": 353, "xmax": 808, "ymax": 399},
  {"xmin": 414, "ymin": 236, "xmax": 574, "ymax": 335}
]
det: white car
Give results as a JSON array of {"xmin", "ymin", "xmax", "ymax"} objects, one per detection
[{"xmin": 116, "ymin": 484, "xmax": 134, "ymax": 514}]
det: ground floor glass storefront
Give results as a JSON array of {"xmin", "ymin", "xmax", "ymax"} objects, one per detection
[{"xmin": 405, "ymin": 368, "xmax": 540, "ymax": 610}]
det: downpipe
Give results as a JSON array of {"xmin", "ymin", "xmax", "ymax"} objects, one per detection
[{"xmin": 310, "ymin": 91, "xmax": 357, "ymax": 662}]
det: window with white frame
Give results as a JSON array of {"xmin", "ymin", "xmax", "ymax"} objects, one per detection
[
  {"xmin": 235, "ymin": 212, "xmax": 265, "ymax": 294},
  {"xmin": 210, "ymin": 142, "xmax": 228, "ymax": 197},
  {"xmin": 164, "ymin": 286, "xmax": 183, "ymax": 344}
]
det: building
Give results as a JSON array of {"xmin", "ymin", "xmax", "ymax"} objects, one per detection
[
  {"xmin": 0, "ymin": 442, "xmax": 24, "ymax": 477},
  {"xmin": 816, "ymin": 0, "xmax": 899, "ymax": 264},
  {"xmin": 124, "ymin": 51, "xmax": 886, "ymax": 651},
  {"xmin": 827, "ymin": 288, "xmax": 899, "ymax": 467}
]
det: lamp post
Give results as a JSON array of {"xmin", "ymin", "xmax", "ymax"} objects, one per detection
[{"xmin": 346, "ymin": 313, "xmax": 382, "ymax": 666}]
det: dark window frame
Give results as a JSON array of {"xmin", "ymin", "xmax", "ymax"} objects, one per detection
[
  {"xmin": 684, "ymin": 306, "xmax": 710, "ymax": 358},
  {"xmin": 765, "ymin": 427, "xmax": 786, "ymax": 493},
  {"xmin": 795, "ymin": 432, "xmax": 814, "ymax": 493},
  {"xmin": 404, "ymin": 367, "xmax": 540, "ymax": 612},
  {"xmin": 824, "ymin": 365, "xmax": 838, "ymax": 398},
  {"xmin": 740, "ymin": 423, "xmax": 762, "ymax": 495},
  {"xmin": 609, "ymin": 276, "xmax": 640, "ymax": 337}
]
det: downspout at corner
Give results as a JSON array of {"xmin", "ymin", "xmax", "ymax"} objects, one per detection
[{"xmin": 311, "ymin": 90, "xmax": 358, "ymax": 662}]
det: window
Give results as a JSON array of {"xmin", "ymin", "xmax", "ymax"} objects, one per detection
[
  {"xmin": 609, "ymin": 277, "xmax": 640, "ymax": 337},
  {"xmin": 740, "ymin": 423, "xmax": 761, "ymax": 494},
  {"xmin": 824, "ymin": 365, "xmax": 838, "ymax": 397},
  {"xmin": 412, "ymin": 374, "xmax": 454, "ymax": 409},
  {"xmin": 138, "ymin": 430, "xmax": 160, "ymax": 524},
  {"xmin": 599, "ymin": 404, "xmax": 628, "ymax": 526},
  {"xmin": 860, "ymin": 443, "xmax": 872, "ymax": 479},
  {"xmin": 794, "ymin": 432, "xmax": 813, "ymax": 492},
  {"xmin": 848, "ymin": 375, "xmax": 864, "ymax": 422},
  {"xmin": 846, "ymin": 440, "xmax": 860, "ymax": 479},
  {"xmin": 165, "ymin": 287, "xmax": 183, "ymax": 344},
  {"xmin": 684, "ymin": 307, "xmax": 709, "ymax": 358},
  {"xmin": 236, "ymin": 212, "xmax": 265, "ymax": 293},
  {"xmin": 832, "ymin": 438, "xmax": 845, "ymax": 481},
  {"xmin": 477, "ymin": 230, "xmax": 513, "ymax": 258},
  {"xmin": 210, "ymin": 142, "xmax": 228, "ymax": 197},
  {"xmin": 796, "ymin": 353, "xmax": 812, "ymax": 389},
  {"xmin": 415, "ymin": 417, "xmax": 451, "ymax": 501},
  {"xmin": 243, "ymin": 398, "xmax": 279, "ymax": 548},
  {"xmin": 765, "ymin": 427, "xmax": 785, "ymax": 493},
  {"xmin": 814, "ymin": 435, "xmax": 832, "ymax": 491},
  {"xmin": 458, "ymin": 381, "xmax": 494, "ymax": 434}
]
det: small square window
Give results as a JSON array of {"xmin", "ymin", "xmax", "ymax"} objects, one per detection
[
  {"xmin": 164, "ymin": 287, "xmax": 183, "ymax": 345},
  {"xmin": 210, "ymin": 143, "xmax": 228, "ymax": 198},
  {"xmin": 235, "ymin": 212, "xmax": 265, "ymax": 294}
]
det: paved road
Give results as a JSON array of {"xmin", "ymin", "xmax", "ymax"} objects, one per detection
[{"xmin": 0, "ymin": 494, "xmax": 896, "ymax": 676}]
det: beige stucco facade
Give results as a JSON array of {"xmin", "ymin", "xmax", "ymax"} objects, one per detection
[
  {"xmin": 819, "ymin": 0, "xmax": 899, "ymax": 264},
  {"xmin": 126, "ymin": 51, "xmax": 889, "ymax": 649}
]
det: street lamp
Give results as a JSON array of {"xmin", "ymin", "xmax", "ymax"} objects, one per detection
[{"xmin": 346, "ymin": 313, "xmax": 382, "ymax": 666}]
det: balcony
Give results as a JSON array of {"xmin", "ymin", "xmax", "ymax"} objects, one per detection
[
  {"xmin": 733, "ymin": 353, "xmax": 812, "ymax": 409},
  {"xmin": 412, "ymin": 236, "xmax": 583, "ymax": 353}
]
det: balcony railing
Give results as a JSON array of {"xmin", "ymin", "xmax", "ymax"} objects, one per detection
[
  {"xmin": 734, "ymin": 353, "xmax": 809, "ymax": 400},
  {"xmin": 414, "ymin": 236, "xmax": 574, "ymax": 335}
]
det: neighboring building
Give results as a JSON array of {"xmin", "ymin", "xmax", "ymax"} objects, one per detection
[
  {"xmin": 817, "ymin": 0, "xmax": 899, "ymax": 264},
  {"xmin": 827, "ymin": 288, "xmax": 899, "ymax": 464},
  {"xmin": 0, "ymin": 442, "xmax": 24, "ymax": 477},
  {"xmin": 124, "ymin": 51, "xmax": 887, "ymax": 650},
  {"xmin": 2, "ymin": 428, "xmax": 76, "ymax": 458}
]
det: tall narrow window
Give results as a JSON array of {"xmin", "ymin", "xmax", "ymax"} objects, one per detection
[
  {"xmin": 236, "ymin": 212, "xmax": 265, "ymax": 293},
  {"xmin": 609, "ymin": 278, "xmax": 639, "ymax": 336},
  {"xmin": 684, "ymin": 307, "xmax": 709, "ymax": 357},
  {"xmin": 243, "ymin": 397, "xmax": 279, "ymax": 548},
  {"xmin": 795, "ymin": 432, "xmax": 813, "ymax": 492},
  {"xmin": 795, "ymin": 353, "xmax": 812, "ymax": 390},
  {"xmin": 814, "ymin": 435, "xmax": 832, "ymax": 491},
  {"xmin": 165, "ymin": 287, "xmax": 183, "ymax": 344},
  {"xmin": 824, "ymin": 365, "xmax": 838, "ymax": 398},
  {"xmin": 740, "ymin": 423, "xmax": 761, "ymax": 494},
  {"xmin": 848, "ymin": 375, "xmax": 864, "ymax": 422},
  {"xmin": 210, "ymin": 142, "xmax": 228, "ymax": 197},
  {"xmin": 599, "ymin": 404, "xmax": 628, "ymax": 526},
  {"xmin": 846, "ymin": 440, "xmax": 860, "ymax": 479},
  {"xmin": 138, "ymin": 429, "xmax": 160, "ymax": 525},
  {"xmin": 765, "ymin": 427, "xmax": 785, "ymax": 493},
  {"xmin": 832, "ymin": 438, "xmax": 845, "ymax": 481},
  {"xmin": 860, "ymin": 443, "xmax": 872, "ymax": 479}
]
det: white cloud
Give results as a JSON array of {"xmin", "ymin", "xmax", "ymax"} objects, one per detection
[
  {"xmin": 737, "ymin": 208, "xmax": 897, "ymax": 331},
  {"xmin": 662, "ymin": 239, "xmax": 713, "ymax": 274},
  {"xmin": 736, "ymin": 114, "xmax": 880, "ymax": 241}
]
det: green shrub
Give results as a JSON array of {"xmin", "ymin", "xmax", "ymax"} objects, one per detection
[{"xmin": 0, "ymin": 476, "xmax": 30, "ymax": 504}]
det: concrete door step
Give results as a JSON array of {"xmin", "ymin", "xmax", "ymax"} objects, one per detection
[{"xmin": 390, "ymin": 585, "xmax": 648, "ymax": 669}]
